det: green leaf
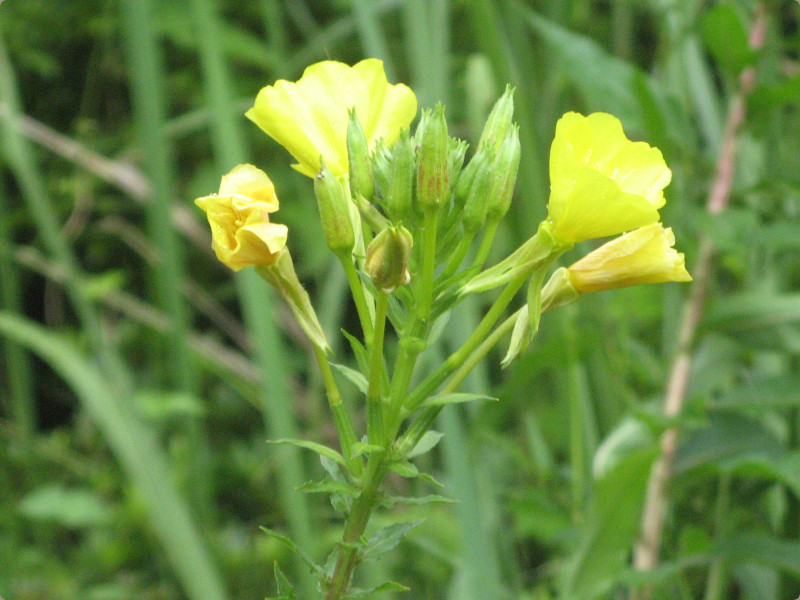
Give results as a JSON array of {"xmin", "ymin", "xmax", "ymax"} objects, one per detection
[
  {"xmin": 361, "ymin": 520, "xmax": 423, "ymax": 561},
  {"xmin": 267, "ymin": 439, "xmax": 346, "ymax": 467},
  {"xmin": 421, "ymin": 392, "xmax": 498, "ymax": 407},
  {"xmin": 266, "ymin": 562, "xmax": 296, "ymax": 600},
  {"xmin": 19, "ymin": 485, "xmax": 113, "ymax": 528},
  {"xmin": 701, "ymin": 4, "xmax": 754, "ymax": 76},
  {"xmin": 342, "ymin": 330, "xmax": 369, "ymax": 374},
  {"xmin": 405, "ymin": 430, "xmax": 445, "ymax": 458},
  {"xmin": 260, "ymin": 528, "xmax": 325, "ymax": 577},
  {"xmin": 715, "ymin": 533, "xmax": 800, "ymax": 577},
  {"xmin": 331, "ymin": 363, "xmax": 369, "ymax": 394},
  {"xmin": 296, "ymin": 480, "xmax": 358, "ymax": 497},
  {"xmin": 560, "ymin": 447, "xmax": 658, "ymax": 599},
  {"xmin": 389, "ymin": 460, "xmax": 419, "ymax": 478},
  {"xmin": 342, "ymin": 581, "xmax": 410, "ymax": 598},
  {"xmin": 351, "ymin": 441, "xmax": 384, "ymax": 457},
  {"xmin": 380, "ymin": 494, "xmax": 457, "ymax": 508},
  {"xmin": 674, "ymin": 411, "xmax": 783, "ymax": 474}
]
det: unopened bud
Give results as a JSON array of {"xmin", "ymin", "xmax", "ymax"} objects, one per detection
[
  {"xmin": 416, "ymin": 104, "xmax": 449, "ymax": 214},
  {"xmin": 462, "ymin": 154, "xmax": 495, "ymax": 233},
  {"xmin": 383, "ymin": 130, "xmax": 414, "ymax": 222},
  {"xmin": 486, "ymin": 125, "xmax": 521, "ymax": 220},
  {"xmin": 365, "ymin": 224, "xmax": 414, "ymax": 293},
  {"xmin": 314, "ymin": 159, "xmax": 354, "ymax": 253},
  {"xmin": 346, "ymin": 109, "xmax": 374, "ymax": 202},
  {"xmin": 476, "ymin": 85, "xmax": 515, "ymax": 154},
  {"xmin": 454, "ymin": 148, "xmax": 488, "ymax": 208}
]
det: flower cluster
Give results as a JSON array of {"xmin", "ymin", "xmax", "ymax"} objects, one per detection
[{"xmin": 191, "ymin": 58, "xmax": 692, "ymax": 600}]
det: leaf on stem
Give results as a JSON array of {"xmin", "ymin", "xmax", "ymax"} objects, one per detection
[
  {"xmin": 260, "ymin": 528, "xmax": 325, "ymax": 577},
  {"xmin": 380, "ymin": 494, "xmax": 457, "ymax": 508},
  {"xmin": 267, "ymin": 438, "xmax": 346, "ymax": 467},
  {"xmin": 264, "ymin": 562, "xmax": 297, "ymax": 600},
  {"xmin": 405, "ymin": 430, "xmax": 445, "ymax": 458},
  {"xmin": 360, "ymin": 520, "xmax": 424, "ymax": 561},
  {"xmin": 421, "ymin": 392, "xmax": 498, "ymax": 407},
  {"xmin": 331, "ymin": 362, "xmax": 369, "ymax": 394},
  {"xmin": 342, "ymin": 581, "xmax": 411, "ymax": 598}
]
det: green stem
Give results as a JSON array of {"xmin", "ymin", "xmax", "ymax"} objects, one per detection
[
  {"xmin": 416, "ymin": 210, "xmax": 439, "ymax": 321},
  {"xmin": 338, "ymin": 250, "xmax": 375, "ymax": 346},
  {"xmin": 397, "ymin": 307, "xmax": 520, "ymax": 456},
  {"xmin": 313, "ymin": 344, "xmax": 362, "ymax": 477},
  {"xmin": 367, "ymin": 292, "xmax": 389, "ymax": 446},
  {"xmin": 437, "ymin": 229, "xmax": 476, "ymax": 284},
  {"xmin": 403, "ymin": 269, "xmax": 528, "ymax": 414},
  {"xmin": 324, "ymin": 452, "xmax": 389, "ymax": 600},
  {"xmin": 472, "ymin": 218, "xmax": 500, "ymax": 269}
]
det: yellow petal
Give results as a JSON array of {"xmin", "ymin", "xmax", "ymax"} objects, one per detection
[
  {"xmin": 547, "ymin": 112, "xmax": 672, "ymax": 243},
  {"xmin": 567, "ymin": 223, "xmax": 692, "ymax": 293},
  {"xmin": 194, "ymin": 165, "xmax": 287, "ymax": 271},
  {"xmin": 246, "ymin": 59, "xmax": 417, "ymax": 177}
]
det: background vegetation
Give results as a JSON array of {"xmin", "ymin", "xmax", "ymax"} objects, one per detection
[{"xmin": 1, "ymin": 1, "xmax": 799, "ymax": 599}]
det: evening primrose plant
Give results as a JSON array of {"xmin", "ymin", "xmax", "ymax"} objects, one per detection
[{"xmin": 194, "ymin": 59, "xmax": 691, "ymax": 599}]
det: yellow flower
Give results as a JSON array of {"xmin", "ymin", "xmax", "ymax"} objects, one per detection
[
  {"xmin": 246, "ymin": 59, "xmax": 417, "ymax": 178},
  {"xmin": 195, "ymin": 164, "xmax": 288, "ymax": 271},
  {"xmin": 547, "ymin": 112, "xmax": 672, "ymax": 243},
  {"xmin": 566, "ymin": 223, "xmax": 691, "ymax": 293}
]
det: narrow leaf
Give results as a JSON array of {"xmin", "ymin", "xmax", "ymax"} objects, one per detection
[
  {"xmin": 260, "ymin": 528, "xmax": 325, "ymax": 577},
  {"xmin": 422, "ymin": 392, "xmax": 498, "ymax": 407},
  {"xmin": 405, "ymin": 430, "xmax": 445, "ymax": 458},
  {"xmin": 268, "ymin": 439, "xmax": 346, "ymax": 467}
]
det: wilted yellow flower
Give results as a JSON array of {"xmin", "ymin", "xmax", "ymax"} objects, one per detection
[
  {"xmin": 566, "ymin": 223, "xmax": 691, "ymax": 293},
  {"xmin": 246, "ymin": 59, "xmax": 417, "ymax": 178},
  {"xmin": 195, "ymin": 164, "xmax": 288, "ymax": 271},
  {"xmin": 547, "ymin": 112, "xmax": 672, "ymax": 243}
]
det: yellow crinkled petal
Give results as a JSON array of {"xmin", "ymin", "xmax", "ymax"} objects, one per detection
[
  {"xmin": 245, "ymin": 59, "xmax": 417, "ymax": 178},
  {"xmin": 567, "ymin": 223, "xmax": 692, "ymax": 293},
  {"xmin": 194, "ymin": 165, "xmax": 288, "ymax": 271},
  {"xmin": 548, "ymin": 112, "xmax": 672, "ymax": 243}
]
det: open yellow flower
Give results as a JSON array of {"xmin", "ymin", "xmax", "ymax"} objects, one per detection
[
  {"xmin": 547, "ymin": 112, "xmax": 672, "ymax": 243},
  {"xmin": 246, "ymin": 59, "xmax": 417, "ymax": 178},
  {"xmin": 195, "ymin": 164, "xmax": 288, "ymax": 271},
  {"xmin": 566, "ymin": 223, "xmax": 691, "ymax": 293}
]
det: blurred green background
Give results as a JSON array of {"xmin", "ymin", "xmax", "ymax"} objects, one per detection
[{"xmin": 1, "ymin": 1, "xmax": 800, "ymax": 599}]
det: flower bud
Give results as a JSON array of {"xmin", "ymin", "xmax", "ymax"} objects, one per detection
[
  {"xmin": 486, "ymin": 125, "xmax": 521, "ymax": 220},
  {"xmin": 461, "ymin": 154, "xmax": 495, "ymax": 233},
  {"xmin": 346, "ymin": 109, "xmax": 374, "ymax": 202},
  {"xmin": 314, "ymin": 159, "xmax": 355, "ymax": 254},
  {"xmin": 365, "ymin": 224, "xmax": 414, "ymax": 293},
  {"xmin": 454, "ymin": 148, "xmax": 488, "ymax": 208},
  {"xmin": 416, "ymin": 104, "xmax": 449, "ymax": 214},
  {"xmin": 383, "ymin": 130, "xmax": 415, "ymax": 221},
  {"xmin": 477, "ymin": 84, "xmax": 515, "ymax": 154}
]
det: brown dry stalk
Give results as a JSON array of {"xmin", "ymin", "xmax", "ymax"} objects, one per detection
[{"xmin": 631, "ymin": 5, "xmax": 768, "ymax": 598}]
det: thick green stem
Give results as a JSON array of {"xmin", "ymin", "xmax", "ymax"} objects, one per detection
[
  {"xmin": 338, "ymin": 250, "xmax": 375, "ymax": 346},
  {"xmin": 397, "ymin": 308, "xmax": 520, "ymax": 456},
  {"xmin": 313, "ymin": 344, "xmax": 362, "ymax": 477},
  {"xmin": 366, "ymin": 292, "xmax": 389, "ymax": 446},
  {"xmin": 324, "ymin": 453, "xmax": 389, "ymax": 600},
  {"xmin": 416, "ymin": 210, "xmax": 439, "ymax": 321}
]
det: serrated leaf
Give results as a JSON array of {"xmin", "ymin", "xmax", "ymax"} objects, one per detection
[
  {"xmin": 296, "ymin": 480, "xmax": 358, "ymax": 497},
  {"xmin": 421, "ymin": 392, "xmax": 498, "ymax": 407},
  {"xmin": 381, "ymin": 494, "xmax": 456, "ymax": 508},
  {"xmin": 331, "ymin": 363, "xmax": 369, "ymax": 394},
  {"xmin": 260, "ymin": 528, "xmax": 325, "ymax": 577},
  {"xmin": 267, "ymin": 439, "xmax": 345, "ymax": 467},
  {"xmin": 343, "ymin": 580, "xmax": 410, "ymax": 598},
  {"xmin": 362, "ymin": 521, "xmax": 423, "ymax": 561},
  {"xmin": 405, "ymin": 430, "xmax": 445, "ymax": 459}
]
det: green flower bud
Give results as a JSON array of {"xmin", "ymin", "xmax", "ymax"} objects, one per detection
[
  {"xmin": 314, "ymin": 159, "xmax": 354, "ymax": 254},
  {"xmin": 365, "ymin": 224, "xmax": 414, "ymax": 293},
  {"xmin": 454, "ymin": 147, "xmax": 488, "ymax": 208},
  {"xmin": 346, "ymin": 109, "xmax": 374, "ymax": 202},
  {"xmin": 462, "ymin": 153, "xmax": 495, "ymax": 233},
  {"xmin": 476, "ymin": 84, "xmax": 515, "ymax": 154},
  {"xmin": 383, "ymin": 130, "xmax": 415, "ymax": 222},
  {"xmin": 486, "ymin": 125, "xmax": 521, "ymax": 220},
  {"xmin": 416, "ymin": 103, "xmax": 449, "ymax": 214}
]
